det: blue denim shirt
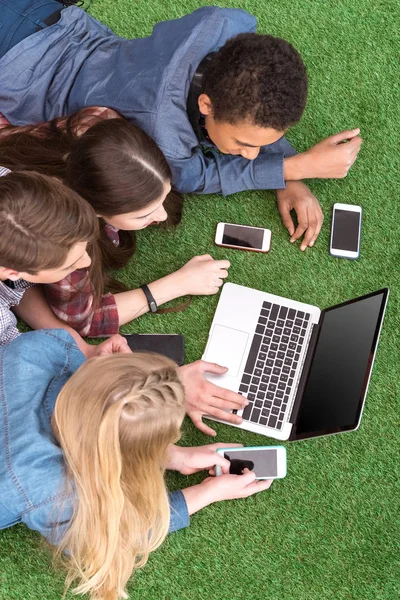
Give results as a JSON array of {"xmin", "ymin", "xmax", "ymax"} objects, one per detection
[
  {"xmin": 0, "ymin": 4, "xmax": 296, "ymax": 195},
  {"xmin": 0, "ymin": 330, "xmax": 189, "ymax": 544}
]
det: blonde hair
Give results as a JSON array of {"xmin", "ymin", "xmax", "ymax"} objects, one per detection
[{"xmin": 52, "ymin": 352, "xmax": 186, "ymax": 600}]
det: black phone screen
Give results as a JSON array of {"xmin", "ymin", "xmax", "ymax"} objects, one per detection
[
  {"xmin": 123, "ymin": 334, "xmax": 185, "ymax": 365},
  {"xmin": 224, "ymin": 449, "xmax": 278, "ymax": 477},
  {"xmin": 222, "ymin": 224, "xmax": 264, "ymax": 249},
  {"xmin": 331, "ymin": 209, "xmax": 361, "ymax": 252}
]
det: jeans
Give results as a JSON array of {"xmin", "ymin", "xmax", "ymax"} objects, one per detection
[{"xmin": 0, "ymin": 0, "xmax": 62, "ymax": 59}]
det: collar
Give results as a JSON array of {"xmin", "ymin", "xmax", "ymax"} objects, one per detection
[{"xmin": 186, "ymin": 53, "xmax": 215, "ymax": 142}]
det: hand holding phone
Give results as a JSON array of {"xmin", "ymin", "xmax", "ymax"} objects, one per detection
[
  {"xmin": 215, "ymin": 222, "xmax": 271, "ymax": 253},
  {"xmin": 330, "ymin": 203, "xmax": 362, "ymax": 259},
  {"xmin": 215, "ymin": 446, "xmax": 287, "ymax": 480}
]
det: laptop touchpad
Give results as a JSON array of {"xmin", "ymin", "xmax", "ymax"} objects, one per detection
[{"xmin": 205, "ymin": 325, "xmax": 249, "ymax": 377}]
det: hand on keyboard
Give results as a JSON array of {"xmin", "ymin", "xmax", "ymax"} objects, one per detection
[{"xmin": 178, "ymin": 360, "xmax": 247, "ymax": 436}]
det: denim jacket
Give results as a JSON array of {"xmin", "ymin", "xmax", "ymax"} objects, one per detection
[
  {"xmin": 0, "ymin": 330, "xmax": 189, "ymax": 544},
  {"xmin": 0, "ymin": 4, "xmax": 296, "ymax": 195}
]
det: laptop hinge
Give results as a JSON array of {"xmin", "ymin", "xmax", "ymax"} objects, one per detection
[{"xmin": 288, "ymin": 322, "xmax": 320, "ymax": 426}]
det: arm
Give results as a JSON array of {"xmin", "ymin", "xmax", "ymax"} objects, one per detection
[
  {"xmin": 182, "ymin": 471, "xmax": 273, "ymax": 516},
  {"xmin": 168, "ymin": 129, "xmax": 361, "ymax": 194},
  {"xmin": 14, "ymin": 286, "xmax": 130, "ymax": 357},
  {"xmin": 14, "ymin": 286, "xmax": 90, "ymax": 352},
  {"xmin": 167, "ymin": 136, "xmax": 294, "ymax": 195}
]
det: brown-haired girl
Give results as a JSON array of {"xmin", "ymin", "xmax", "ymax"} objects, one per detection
[{"xmin": 0, "ymin": 108, "xmax": 230, "ymax": 337}]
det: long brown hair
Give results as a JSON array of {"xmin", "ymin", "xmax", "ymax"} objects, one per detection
[
  {"xmin": 52, "ymin": 352, "xmax": 185, "ymax": 600},
  {"xmin": 0, "ymin": 171, "xmax": 98, "ymax": 273},
  {"xmin": 0, "ymin": 111, "xmax": 183, "ymax": 297}
]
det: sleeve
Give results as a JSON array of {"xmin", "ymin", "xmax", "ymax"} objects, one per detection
[
  {"xmin": 168, "ymin": 490, "xmax": 190, "ymax": 533},
  {"xmin": 167, "ymin": 136, "xmax": 297, "ymax": 196},
  {"xmin": 22, "ymin": 495, "xmax": 74, "ymax": 547},
  {"xmin": 44, "ymin": 272, "xmax": 119, "ymax": 338},
  {"xmin": 24, "ymin": 490, "xmax": 188, "ymax": 544},
  {"xmin": 0, "ymin": 318, "xmax": 21, "ymax": 346}
]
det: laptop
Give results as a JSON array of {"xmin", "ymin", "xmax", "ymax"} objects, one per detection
[{"xmin": 202, "ymin": 283, "xmax": 389, "ymax": 441}]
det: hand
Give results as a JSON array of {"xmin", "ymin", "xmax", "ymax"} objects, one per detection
[
  {"xmin": 201, "ymin": 469, "xmax": 273, "ymax": 501},
  {"xmin": 166, "ymin": 443, "xmax": 242, "ymax": 475},
  {"xmin": 177, "ymin": 360, "xmax": 248, "ymax": 436},
  {"xmin": 174, "ymin": 255, "xmax": 230, "ymax": 296},
  {"xmin": 276, "ymin": 181, "xmax": 324, "ymax": 250},
  {"xmin": 83, "ymin": 334, "xmax": 132, "ymax": 358},
  {"xmin": 294, "ymin": 129, "xmax": 362, "ymax": 179},
  {"xmin": 182, "ymin": 469, "xmax": 273, "ymax": 514}
]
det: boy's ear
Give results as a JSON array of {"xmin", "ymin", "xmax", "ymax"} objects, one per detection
[
  {"xmin": 198, "ymin": 93, "xmax": 214, "ymax": 116},
  {"xmin": 0, "ymin": 266, "xmax": 22, "ymax": 281}
]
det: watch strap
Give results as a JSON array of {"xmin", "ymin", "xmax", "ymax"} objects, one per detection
[{"xmin": 140, "ymin": 284, "xmax": 158, "ymax": 313}]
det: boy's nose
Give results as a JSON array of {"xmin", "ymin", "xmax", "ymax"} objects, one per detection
[
  {"xmin": 241, "ymin": 147, "xmax": 260, "ymax": 160},
  {"xmin": 76, "ymin": 251, "xmax": 92, "ymax": 269}
]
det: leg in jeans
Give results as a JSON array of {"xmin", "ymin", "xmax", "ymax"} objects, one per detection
[{"xmin": 0, "ymin": 0, "xmax": 63, "ymax": 59}]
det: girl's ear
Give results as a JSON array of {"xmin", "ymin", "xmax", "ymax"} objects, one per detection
[{"xmin": 0, "ymin": 267, "xmax": 21, "ymax": 281}]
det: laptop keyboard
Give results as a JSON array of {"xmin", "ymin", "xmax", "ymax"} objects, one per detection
[{"xmin": 238, "ymin": 302, "xmax": 311, "ymax": 430}]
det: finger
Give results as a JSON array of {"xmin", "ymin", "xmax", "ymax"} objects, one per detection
[
  {"xmin": 203, "ymin": 394, "xmax": 247, "ymax": 411},
  {"xmin": 197, "ymin": 254, "xmax": 213, "ymax": 261},
  {"xmin": 205, "ymin": 385, "xmax": 248, "ymax": 408},
  {"xmin": 243, "ymin": 478, "xmax": 274, "ymax": 496},
  {"xmin": 278, "ymin": 201, "xmax": 296, "ymax": 237},
  {"xmin": 240, "ymin": 469, "xmax": 257, "ymax": 484},
  {"xmin": 205, "ymin": 406, "xmax": 243, "ymax": 425},
  {"xmin": 189, "ymin": 413, "xmax": 217, "ymax": 436},
  {"xmin": 217, "ymin": 269, "xmax": 229, "ymax": 278},
  {"xmin": 299, "ymin": 212, "xmax": 318, "ymax": 251},
  {"xmin": 214, "ymin": 259, "xmax": 231, "ymax": 269},
  {"xmin": 329, "ymin": 128, "xmax": 360, "ymax": 144},
  {"xmin": 208, "ymin": 468, "xmax": 216, "ymax": 476},
  {"xmin": 206, "ymin": 442, "xmax": 243, "ymax": 450},
  {"xmin": 199, "ymin": 361, "xmax": 229, "ymax": 375},
  {"xmin": 308, "ymin": 208, "xmax": 324, "ymax": 247},
  {"xmin": 214, "ymin": 455, "xmax": 232, "ymax": 474},
  {"xmin": 113, "ymin": 335, "xmax": 132, "ymax": 353},
  {"xmin": 347, "ymin": 136, "xmax": 363, "ymax": 151},
  {"xmin": 117, "ymin": 343, "xmax": 133, "ymax": 354}
]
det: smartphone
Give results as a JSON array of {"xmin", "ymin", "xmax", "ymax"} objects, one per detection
[
  {"xmin": 122, "ymin": 334, "xmax": 185, "ymax": 365},
  {"xmin": 215, "ymin": 222, "xmax": 271, "ymax": 253},
  {"xmin": 215, "ymin": 446, "xmax": 287, "ymax": 480},
  {"xmin": 330, "ymin": 203, "xmax": 362, "ymax": 259}
]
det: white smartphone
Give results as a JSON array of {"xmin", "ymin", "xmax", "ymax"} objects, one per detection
[
  {"xmin": 215, "ymin": 222, "xmax": 271, "ymax": 253},
  {"xmin": 330, "ymin": 203, "xmax": 362, "ymax": 259},
  {"xmin": 215, "ymin": 446, "xmax": 287, "ymax": 480}
]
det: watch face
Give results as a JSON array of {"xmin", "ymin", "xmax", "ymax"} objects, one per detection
[{"xmin": 150, "ymin": 301, "xmax": 157, "ymax": 313}]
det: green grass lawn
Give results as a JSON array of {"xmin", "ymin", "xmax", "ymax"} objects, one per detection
[{"xmin": 1, "ymin": 0, "xmax": 400, "ymax": 598}]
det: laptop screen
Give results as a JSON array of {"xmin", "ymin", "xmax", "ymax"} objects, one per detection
[{"xmin": 291, "ymin": 289, "xmax": 388, "ymax": 441}]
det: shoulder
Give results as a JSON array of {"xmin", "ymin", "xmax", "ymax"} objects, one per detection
[
  {"xmin": 179, "ymin": 6, "xmax": 257, "ymax": 34},
  {"xmin": 0, "ymin": 329, "xmax": 85, "ymax": 381},
  {"xmin": 66, "ymin": 106, "xmax": 123, "ymax": 137}
]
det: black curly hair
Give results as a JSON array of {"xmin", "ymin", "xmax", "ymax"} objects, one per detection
[{"xmin": 202, "ymin": 33, "xmax": 308, "ymax": 130}]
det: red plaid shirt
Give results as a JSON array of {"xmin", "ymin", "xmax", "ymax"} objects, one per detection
[{"xmin": 44, "ymin": 225, "xmax": 121, "ymax": 338}]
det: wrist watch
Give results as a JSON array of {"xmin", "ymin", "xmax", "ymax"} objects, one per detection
[{"xmin": 140, "ymin": 284, "xmax": 158, "ymax": 313}]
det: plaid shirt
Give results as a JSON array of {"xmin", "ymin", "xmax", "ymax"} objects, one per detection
[
  {"xmin": 44, "ymin": 225, "xmax": 120, "ymax": 338},
  {"xmin": 0, "ymin": 280, "xmax": 34, "ymax": 346},
  {"xmin": 0, "ymin": 107, "xmax": 120, "ymax": 133}
]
